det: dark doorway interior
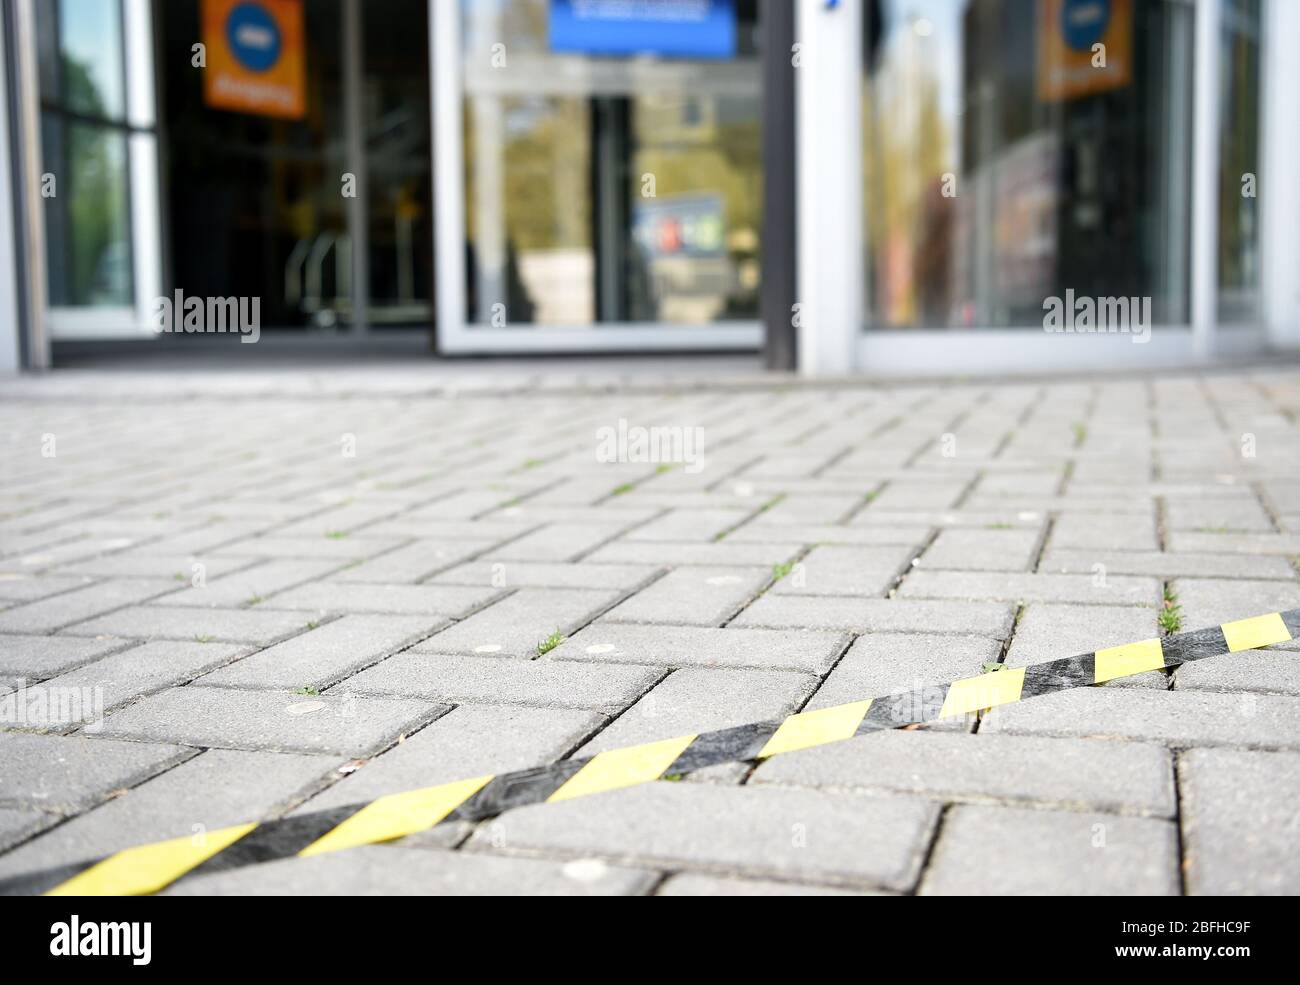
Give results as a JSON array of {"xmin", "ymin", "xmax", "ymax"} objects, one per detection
[{"xmin": 156, "ymin": 0, "xmax": 432, "ymax": 332}]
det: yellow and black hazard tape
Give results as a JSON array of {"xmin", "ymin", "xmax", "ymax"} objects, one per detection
[{"xmin": 3, "ymin": 609, "xmax": 1297, "ymax": 896}]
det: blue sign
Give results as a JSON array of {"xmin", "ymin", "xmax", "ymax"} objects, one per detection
[
  {"xmin": 225, "ymin": 2, "xmax": 283, "ymax": 73},
  {"xmin": 549, "ymin": 0, "xmax": 735, "ymax": 59},
  {"xmin": 1060, "ymin": 0, "xmax": 1111, "ymax": 53}
]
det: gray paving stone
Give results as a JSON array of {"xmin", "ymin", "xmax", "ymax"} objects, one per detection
[
  {"xmin": 1040, "ymin": 549, "xmax": 1295, "ymax": 580},
  {"xmin": 0, "ymin": 732, "xmax": 191, "ymax": 813},
  {"xmin": 1173, "ymin": 649, "xmax": 1300, "ymax": 695},
  {"xmin": 331, "ymin": 539, "xmax": 497, "ymax": 583},
  {"xmin": 656, "ymin": 873, "xmax": 876, "ymax": 895},
  {"xmin": 623, "ymin": 508, "xmax": 754, "ymax": 543},
  {"xmin": 731, "ymin": 596, "xmax": 1015, "ymax": 638},
  {"xmin": 584, "ymin": 540, "xmax": 802, "ymax": 567},
  {"xmin": 0, "ymin": 575, "xmax": 93, "ymax": 603},
  {"xmin": 981, "ymin": 686, "xmax": 1300, "ymax": 749},
  {"xmin": 576, "ymin": 667, "xmax": 816, "ymax": 755},
  {"xmin": 0, "ymin": 634, "xmax": 131, "ymax": 678},
  {"xmin": 300, "ymin": 703, "xmax": 602, "ymax": 811},
  {"xmin": 0, "ymin": 808, "xmax": 53, "ymax": 852},
  {"xmin": 550, "ymin": 623, "xmax": 849, "ymax": 673},
  {"xmin": 430, "ymin": 560, "xmax": 659, "ymax": 590},
  {"xmin": 1006, "ymin": 603, "xmax": 1165, "ymax": 689},
  {"xmin": 0, "ymin": 748, "xmax": 336, "ymax": 880},
  {"xmin": 339, "ymin": 651, "xmax": 660, "ymax": 713},
  {"xmin": 1166, "ymin": 497, "xmax": 1274, "ymax": 531},
  {"xmin": 1165, "ymin": 531, "xmax": 1300, "ymax": 555},
  {"xmin": 768, "ymin": 544, "xmax": 912, "ymax": 597},
  {"xmin": 36, "ymin": 641, "xmax": 245, "ymax": 725},
  {"xmin": 469, "ymin": 782, "xmax": 937, "ymax": 891},
  {"xmin": 211, "ymin": 535, "xmax": 407, "ymax": 561},
  {"xmin": 1179, "ymin": 748, "xmax": 1300, "ymax": 894},
  {"xmin": 200, "ymin": 614, "xmax": 445, "ymax": 690},
  {"xmin": 753, "ymin": 730, "xmax": 1174, "ymax": 816},
  {"xmin": 921, "ymin": 528, "xmax": 1041, "ymax": 572},
  {"xmin": 63, "ymin": 605, "xmax": 318, "ymax": 645},
  {"xmin": 919, "ymin": 805, "xmax": 1179, "ymax": 895},
  {"xmin": 152, "ymin": 559, "xmax": 343, "ymax": 608},
  {"xmin": 0, "ymin": 578, "xmax": 178, "ymax": 633},
  {"xmin": 602, "ymin": 566, "xmax": 771, "ymax": 626},
  {"xmin": 1046, "ymin": 512, "xmax": 1160, "ymax": 551},
  {"xmin": 808, "ymin": 632, "xmax": 1002, "ymax": 708},
  {"xmin": 864, "ymin": 479, "xmax": 968, "ymax": 511},
  {"xmin": 164, "ymin": 846, "xmax": 656, "ymax": 896},
  {"xmin": 57, "ymin": 554, "xmax": 251, "ymax": 580},
  {"xmin": 747, "ymin": 494, "xmax": 868, "ymax": 527},
  {"xmin": 254, "ymin": 581, "xmax": 503, "ymax": 618},
  {"xmin": 484, "ymin": 523, "xmax": 631, "ymax": 562},
  {"xmin": 726, "ymin": 523, "xmax": 930, "ymax": 547},
  {"xmin": 98, "ymin": 685, "xmax": 441, "ymax": 756},
  {"xmin": 414, "ymin": 588, "xmax": 622, "ymax": 658},
  {"xmin": 899, "ymin": 570, "xmax": 1161, "ymax": 607}
]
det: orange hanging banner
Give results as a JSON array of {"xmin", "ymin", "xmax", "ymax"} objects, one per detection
[{"xmin": 202, "ymin": 0, "xmax": 306, "ymax": 120}]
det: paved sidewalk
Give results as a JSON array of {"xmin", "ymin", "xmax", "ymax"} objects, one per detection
[{"xmin": 1, "ymin": 366, "xmax": 1298, "ymax": 895}]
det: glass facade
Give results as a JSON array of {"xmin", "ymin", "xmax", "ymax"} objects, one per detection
[
  {"xmin": 861, "ymin": 0, "xmax": 1193, "ymax": 331},
  {"xmin": 8, "ymin": 0, "xmax": 1290, "ymax": 366},
  {"xmin": 460, "ymin": 0, "xmax": 762, "ymax": 327},
  {"xmin": 37, "ymin": 0, "xmax": 135, "ymax": 308}
]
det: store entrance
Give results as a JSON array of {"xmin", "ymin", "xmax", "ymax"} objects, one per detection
[{"xmin": 157, "ymin": 0, "xmax": 432, "ymax": 333}]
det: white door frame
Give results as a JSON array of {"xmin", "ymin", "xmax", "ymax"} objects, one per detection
[{"xmin": 429, "ymin": 0, "xmax": 761, "ymax": 354}]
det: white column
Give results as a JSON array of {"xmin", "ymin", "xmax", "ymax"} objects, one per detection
[
  {"xmin": 125, "ymin": 0, "xmax": 161, "ymax": 335},
  {"xmin": 1191, "ymin": 0, "xmax": 1222, "ymax": 359},
  {"xmin": 432, "ymin": 0, "xmax": 469, "ymax": 350},
  {"xmin": 795, "ymin": 0, "xmax": 863, "ymax": 376},
  {"xmin": 1259, "ymin": 0, "xmax": 1300, "ymax": 348}
]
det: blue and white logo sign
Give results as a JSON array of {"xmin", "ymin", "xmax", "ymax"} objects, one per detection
[
  {"xmin": 550, "ymin": 0, "xmax": 735, "ymax": 60},
  {"xmin": 225, "ymin": 2, "xmax": 283, "ymax": 72},
  {"xmin": 1060, "ymin": 0, "xmax": 1111, "ymax": 52}
]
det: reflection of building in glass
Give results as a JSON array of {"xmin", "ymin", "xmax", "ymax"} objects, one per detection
[{"xmin": 866, "ymin": 0, "xmax": 1194, "ymax": 330}]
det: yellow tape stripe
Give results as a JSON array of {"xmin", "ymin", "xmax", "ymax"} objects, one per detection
[
  {"xmin": 300, "ymin": 774, "xmax": 493, "ymax": 857},
  {"xmin": 549, "ymin": 734, "xmax": 697, "ymax": 803},
  {"xmin": 1221, "ymin": 612, "xmax": 1291, "ymax": 652},
  {"xmin": 757, "ymin": 700, "xmax": 873, "ymax": 759},
  {"xmin": 46, "ymin": 823, "xmax": 256, "ymax": 896},
  {"xmin": 1095, "ymin": 637, "xmax": 1165, "ymax": 682},
  {"xmin": 939, "ymin": 667, "xmax": 1026, "ymax": 719}
]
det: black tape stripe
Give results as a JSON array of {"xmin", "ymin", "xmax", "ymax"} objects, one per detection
[
  {"xmin": 1021, "ymin": 653, "xmax": 1095, "ymax": 697},
  {"xmin": 184, "ymin": 806, "xmax": 365, "ymax": 876},
  {"xmin": 665, "ymin": 721, "xmax": 779, "ymax": 774},
  {"xmin": 449, "ymin": 759, "xmax": 587, "ymax": 823},
  {"xmin": 858, "ymin": 683, "xmax": 951, "ymax": 732},
  {"xmin": 1161, "ymin": 626, "xmax": 1230, "ymax": 664}
]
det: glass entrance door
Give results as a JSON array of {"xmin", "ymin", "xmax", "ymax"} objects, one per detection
[{"xmin": 435, "ymin": 0, "xmax": 764, "ymax": 352}]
